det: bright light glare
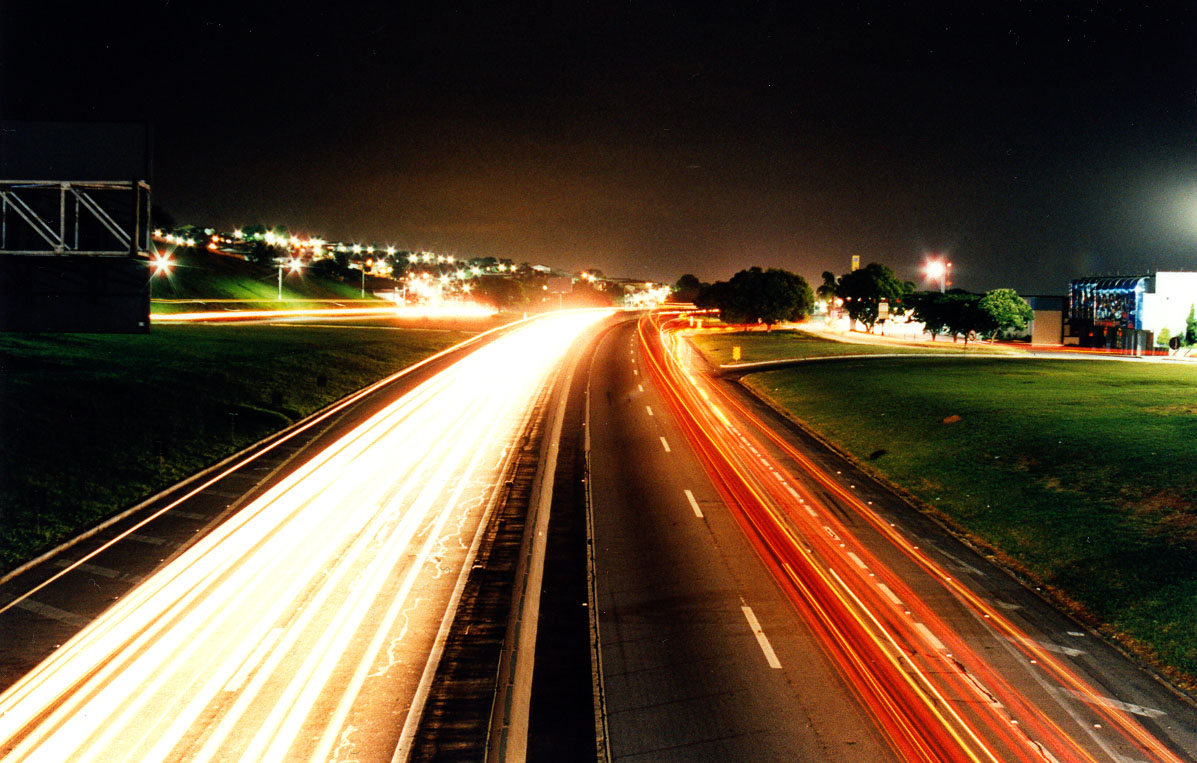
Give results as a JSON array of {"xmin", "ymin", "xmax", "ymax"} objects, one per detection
[
  {"xmin": 925, "ymin": 260, "xmax": 946, "ymax": 279},
  {"xmin": 0, "ymin": 310, "xmax": 612, "ymax": 761},
  {"xmin": 151, "ymin": 253, "xmax": 173, "ymax": 274}
]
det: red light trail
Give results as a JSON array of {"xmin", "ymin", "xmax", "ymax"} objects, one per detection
[{"xmin": 637, "ymin": 310, "xmax": 1184, "ymax": 763}]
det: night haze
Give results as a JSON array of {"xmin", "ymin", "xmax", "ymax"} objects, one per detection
[{"xmin": 4, "ymin": 1, "xmax": 1195, "ymax": 293}]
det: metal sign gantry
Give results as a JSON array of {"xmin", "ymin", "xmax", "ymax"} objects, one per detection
[{"xmin": 0, "ymin": 179, "xmax": 151, "ymax": 257}]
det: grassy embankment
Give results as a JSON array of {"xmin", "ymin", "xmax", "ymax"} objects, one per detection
[
  {"xmin": 149, "ymin": 247, "xmax": 389, "ymax": 313},
  {"xmin": 691, "ymin": 330, "xmax": 1197, "ymax": 685},
  {"xmin": 689, "ymin": 327, "xmax": 1011, "ymax": 366},
  {"xmin": 0, "ymin": 322, "xmax": 475, "ymax": 571}
]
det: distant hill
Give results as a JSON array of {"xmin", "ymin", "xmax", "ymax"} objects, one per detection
[{"xmin": 150, "ymin": 248, "xmax": 392, "ymax": 305}]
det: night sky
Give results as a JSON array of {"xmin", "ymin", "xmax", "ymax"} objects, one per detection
[{"xmin": 3, "ymin": 1, "xmax": 1195, "ymax": 293}]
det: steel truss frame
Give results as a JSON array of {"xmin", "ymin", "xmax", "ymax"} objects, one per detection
[{"xmin": 0, "ymin": 180, "xmax": 151, "ymax": 256}]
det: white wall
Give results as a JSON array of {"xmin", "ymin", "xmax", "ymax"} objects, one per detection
[{"xmin": 1143, "ymin": 272, "xmax": 1197, "ymax": 337}]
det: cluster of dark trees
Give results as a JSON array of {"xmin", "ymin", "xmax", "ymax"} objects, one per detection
[
  {"xmin": 818, "ymin": 262, "xmax": 1033, "ymax": 341},
  {"xmin": 676, "ymin": 261, "xmax": 1033, "ymax": 342},
  {"xmin": 677, "ymin": 268, "xmax": 816, "ymax": 329}
]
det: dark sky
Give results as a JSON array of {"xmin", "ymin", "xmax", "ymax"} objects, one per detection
[{"xmin": 3, "ymin": 1, "xmax": 1196, "ymax": 292}]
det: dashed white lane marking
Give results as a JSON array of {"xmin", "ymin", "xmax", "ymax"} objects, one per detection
[
  {"xmin": 684, "ymin": 490, "xmax": 703, "ymax": 518},
  {"xmin": 741, "ymin": 606, "xmax": 782, "ymax": 669},
  {"xmin": 877, "ymin": 583, "xmax": 903, "ymax": 605},
  {"xmin": 847, "ymin": 552, "xmax": 867, "ymax": 569},
  {"xmin": 928, "ymin": 542, "xmax": 986, "ymax": 576},
  {"xmin": 1014, "ymin": 636, "xmax": 1085, "ymax": 657},
  {"xmin": 914, "ymin": 622, "xmax": 947, "ymax": 652},
  {"xmin": 15, "ymin": 598, "xmax": 91, "ymax": 627},
  {"xmin": 200, "ymin": 488, "xmax": 244, "ymax": 499},
  {"xmin": 659, "ymin": 436, "xmax": 671, "ymax": 453},
  {"xmin": 1066, "ymin": 631, "xmax": 1086, "ymax": 638},
  {"xmin": 638, "ymin": 384, "xmax": 644, "ymax": 392},
  {"xmin": 996, "ymin": 601, "xmax": 1022, "ymax": 611},
  {"xmin": 128, "ymin": 533, "xmax": 167, "ymax": 546},
  {"xmin": 645, "ymin": 405, "xmax": 654, "ymax": 416},
  {"xmin": 52, "ymin": 559, "xmax": 141, "ymax": 583},
  {"xmin": 1060, "ymin": 687, "xmax": 1166, "ymax": 719},
  {"xmin": 633, "ymin": 369, "xmax": 638, "ymax": 376},
  {"xmin": 785, "ymin": 485, "xmax": 800, "ymax": 499},
  {"xmin": 171, "ymin": 510, "xmax": 208, "ymax": 521}
]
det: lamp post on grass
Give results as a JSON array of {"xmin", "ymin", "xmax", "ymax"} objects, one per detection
[
  {"xmin": 149, "ymin": 252, "xmax": 172, "ymax": 299},
  {"xmin": 279, "ymin": 258, "xmax": 303, "ymax": 300}
]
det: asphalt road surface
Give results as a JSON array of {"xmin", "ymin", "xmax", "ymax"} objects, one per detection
[{"xmin": 580, "ymin": 311, "xmax": 1197, "ymax": 762}]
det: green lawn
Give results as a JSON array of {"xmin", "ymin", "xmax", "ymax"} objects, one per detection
[
  {"xmin": 0, "ymin": 324, "xmax": 473, "ymax": 569},
  {"xmin": 149, "ymin": 247, "xmax": 390, "ymax": 313},
  {"xmin": 689, "ymin": 328, "xmax": 1008, "ymax": 366},
  {"xmin": 740, "ymin": 356, "xmax": 1197, "ymax": 683}
]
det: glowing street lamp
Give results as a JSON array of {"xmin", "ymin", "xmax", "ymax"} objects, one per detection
[
  {"xmin": 279, "ymin": 258, "xmax": 303, "ymax": 300},
  {"xmin": 149, "ymin": 252, "xmax": 173, "ymax": 298},
  {"xmin": 925, "ymin": 258, "xmax": 951, "ymax": 293}
]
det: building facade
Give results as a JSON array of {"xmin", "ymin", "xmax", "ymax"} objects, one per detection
[{"xmin": 1066, "ymin": 272, "xmax": 1197, "ymax": 351}]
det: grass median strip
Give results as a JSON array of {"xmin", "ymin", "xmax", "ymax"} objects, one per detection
[
  {"xmin": 0, "ymin": 323, "xmax": 473, "ymax": 570},
  {"xmin": 688, "ymin": 328, "xmax": 1005, "ymax": 367},
  {"xmin": 733, "ymin": 354, "xmax": 1197, "ymax": 685}
]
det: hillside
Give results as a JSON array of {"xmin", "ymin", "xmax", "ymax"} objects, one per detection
[{"xmin": 150, "ymin": 248, "xmax": 393, "ymax": 310}]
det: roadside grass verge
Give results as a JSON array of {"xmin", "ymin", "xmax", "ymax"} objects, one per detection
[
  {"xmin": 689, "ymin": 329, "xmax": 942, "ymax": 365},
  {"xmin": 740, "ymin": 357, "xmax": 1197, "ymax": 684},
  {"xmin": 149, "ymin": 247, "xmax": 391, "ymax": 313},
  {"xmin": 0, "ymin": 323, "xmax": 473, "ymax": 570}
]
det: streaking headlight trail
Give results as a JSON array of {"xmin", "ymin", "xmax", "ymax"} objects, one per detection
[{"xmin": 0, "ymin": 309, "xmax": 611, "ymax": 762}]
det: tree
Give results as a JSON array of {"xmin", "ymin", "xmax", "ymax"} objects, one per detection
[
  {"xmin": 978, "ymin": 288, "xmax": 1033, "ymax": 339},
  {"xmin": 816, "ymin": 271, "xmax": 838, "ymax": 316},
  {"xmin": 943, "ymin": 293, "xmax": 989, "ymax": 343},
  {"xmin": 1186, "ymin": 305, "xmax": 1197, "ymax": 346},
  {"xmin": 473, "ymin": 277, "xmax": 528, "ymax": 309},
  {"xmin": 699, "ymin": 267, "xmax": 815, "ymax": 328},
  {"xmin": 1156, "ymin": 327, "xmax": 1172, "ymax": 348},
  {"xmin": 908, "ymin": 291, "xmax": 952, "ymax": 339},
  {"xmin": 835, "ymin": 262, "xmax": 908, "ymax": 332},
  {"xmin": 673, "ymin": 273, "xmax": 705, "ymax": 303}
]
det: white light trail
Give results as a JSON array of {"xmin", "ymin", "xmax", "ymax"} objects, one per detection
[{"xmin": 0, "ymin": 309, "xmax": 612, "ymax": 762}]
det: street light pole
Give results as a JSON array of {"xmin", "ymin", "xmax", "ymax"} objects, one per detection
[{"xmin": 278, "ymin": 263, "xmax": 283, "ymax": 301}]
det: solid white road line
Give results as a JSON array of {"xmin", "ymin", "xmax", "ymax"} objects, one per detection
[
  {"xmin": 684, "ymin": 490, "xmax": 703, "ymax": 518},
  {"xmin": 741, "ymin": 606, "xmax": 782, "ymax": 669}
]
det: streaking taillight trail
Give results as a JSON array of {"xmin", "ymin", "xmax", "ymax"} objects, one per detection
[{"xmin": 637, "ymin": 310, "xmax": 1183, "ymax": 763}]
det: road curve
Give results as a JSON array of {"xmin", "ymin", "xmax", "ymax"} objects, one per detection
[{"xmin": 588, "ymin": 309, "xmax": 1197, "ymax": 762}]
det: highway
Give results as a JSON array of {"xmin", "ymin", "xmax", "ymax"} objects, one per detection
[
  {"xmin": 584, "ymin": 310, "xmax": 1197, "ymax": 761},
  {"xmin": 3, "ymin": 307, "xmax": 1195, "ymax": 762},
  {"xmin": 0, "ymin": 310, "xmax": 611, "ymax": 762}
]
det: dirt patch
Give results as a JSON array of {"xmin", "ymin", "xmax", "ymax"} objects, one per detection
[
  {"xmin": 1121, "ymin": 491, "xmax": 1197, "ymax": 539},
  {"xmin": 1147, "ymin": 403, "xmax": 1197, "ymax": 416}
]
